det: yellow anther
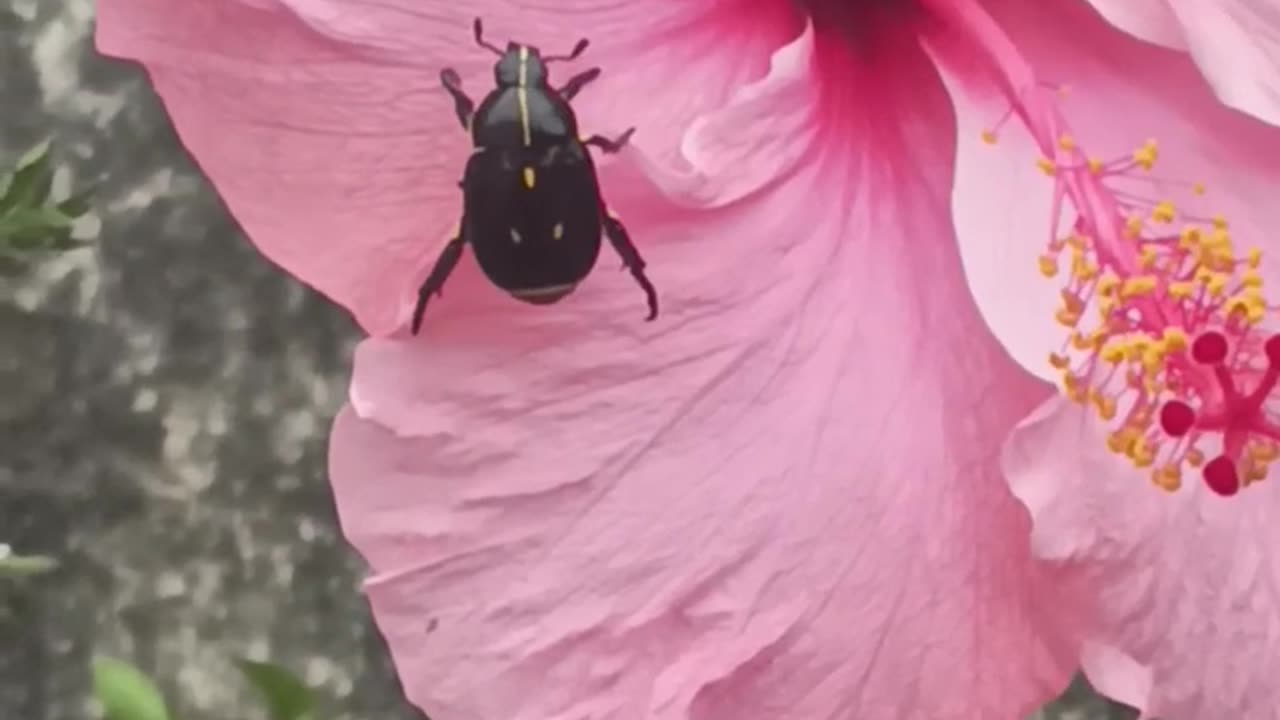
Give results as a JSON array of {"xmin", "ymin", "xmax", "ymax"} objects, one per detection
[
  {"xmin": 1097, "ymin": 275, "xmax": 1119, "ymax": 297},
  {"xmin": 1049, "ymin": 352, "xmax": 1071, "ymax": 370},
  {"xmin": 1060, "ymin": 290, "xmax": 1085, "ymax": 314},
  {"xmin": 1248, "ymin": 247, "xmax": 1263, "ymax": 268},
  {"xmin": 1065, "ymin": 234, "xmax": 1087, "ymax": 251},
  {"xmin": 1186, "ymin": 448, "xmax": 1205, "ymax": 468},
  {"xmin": 1131, "ymin": 438, "xmax": 1156, "ymax": 468},
  {"xmin": 1213, "ymin": 215, "xmax": 1229, "ymax": 230},
  {"xmin": 1036, "ymin": 157, "xmax": 1057, "ymax": 176},
  {"xmin": 1125, "ymin": 215, "xmax": 1145, "ymax": 237},
  {"xmin": 1101, "ymin": 342, "xmax": 1126, "ymax": 364},
  {"xmin": 1200, "ymin": 242, "xmax": 1234, "ymax": 272},
  {"xmin": 1071, "ymin": 331, "xmax": 1102, "ymax": 351},
  {"xmin": 1055, "ymin": 308, "xmax": 1081, "ymax": 327},
  {"xmin": 1168, "ymin": 281, "xmax": 1196, "ymax": 299},
  {"xmin": 1161, "ymin": 327, "xmax": 1188, "ymax": 352},
  {"xmin": 1125, "ymin": 338, "xmax": 1149, "ymax": 362},
  {"xmin": 1243, "ymin": 270, "xmax": 1264, "ymax": 288},
  {"xmin": 1248, "ymin": 301, "xmax": 1266, "ymax": 325},
  {"xmin": 1179, "ymin": 226, "xmax": 1202, "ymax": 248},
  {"xmin": 1091, "ymin": 391, "xmax": 1117, "ymax": 421},
  {"xmin": 1057, "ymin": 134, "xmax": 1076, "ymax": 151},
  {"xmin": 1141, "ymin": 346, "xmax": 1165, "ymax": 375},
  {"xmin": 1097, "ymin": 296, "xmax": 1116, "ymax": 320},
  {"xmin": 1120, "ymin": 275, "xmax": 1157, "ymax": 298},
  {"xmin": 1206, "ymin": 273, "xmax": 1229, "ymax": 297},
  {"xmin": 1061, "ymin": 374, "xmax": 1088, "ymax": 403},
  {"xmin": 1072, "ymin": 262, "xmax": 1097, "ymax": 281},
  {"xmin": 1207, "ymin": 226, "xmax": 1232, "ymax": 247},
  {"xmin": 1227, "ymin": 295, "xmax": 1253, "ymax": 320},
  {"xmin": 1107, "ymin": 428, "xmax": 1136, "ymax": 454},
  {"xmin": 1192, "ymin": 182, "xmax": 1206, "ymax": 196},
  {"xmin": 1245, "ymin": 462, "xmax": 1268, "ymax": 485},
  {"xmin": 1133, "ymin": 140, "xmax": 1158, "ymax": 170},
  {"xmin": 981, "ymin": 129, "xmax": 998, "ymax": 144},
  {"xmin": 1087, "ymin": 157, "xmax": 1103, "ymax": 175},
  {"xmin": 1038, "ymin": 255, "xmax": 1059, "ymax": 278},
  {"xmin": 1153, "ymin": 465, "xmax": 1182, "ymax": 492},
  {"xmin": 1139, "ymin": 245, "xmax": 1159, "ymax": 268},
  {"xmin": 1151, "ymin": 201, "xmax": 1176, "ymax": 224}
]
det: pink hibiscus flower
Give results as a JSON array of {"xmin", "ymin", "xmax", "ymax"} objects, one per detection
[{"xmin": 94, "ymin": 0, "xmax": 1280, "ymax": 718}]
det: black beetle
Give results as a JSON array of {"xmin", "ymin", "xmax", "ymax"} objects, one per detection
[{"xmin": 411, "ymin": 18, "xmax": 659, "ymax": 335}]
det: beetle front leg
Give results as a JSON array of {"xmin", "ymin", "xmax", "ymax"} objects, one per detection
[
  {"xmin": 440, "ymin": 68, "xmax": 475, "ymax": 131},
  {"xmin": 601, "ymin": 210, "xmax": 658, "ymax": 321},
  {"xmin": 558, "ymin": 67, "xmax": 601, "ymax": 102},
  {"xmin": 412, "ymin": 228, "xmax": 467, "ymax": 335},
  {"xmin": 582, "ymin": 128, "xmax": 635, "ymax": 154}
]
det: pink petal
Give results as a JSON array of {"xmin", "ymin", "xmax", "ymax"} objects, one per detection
[
  {"xmin": 1003, "ymin": 397, "xmax": 1280, "ymax": 718},
  {"xmin": 931, "ymin": 0, "xmax": 1280, "ymax": 383},
  {"xmin": 328, "ymin": 22, "xmax": 1074, "ymax": 720},
  {"xmin": 1073, "ymin": 0, "xmax": 1188, "ymax": 51},
  {"xmin": 1083, "ymin": 0, "xmax": 1280, "ymax": 126},
  {"xmin": 93, "ymin": 0, "xmax": 796, "ymax": 334}
]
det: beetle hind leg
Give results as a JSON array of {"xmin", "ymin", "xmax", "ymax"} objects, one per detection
[
  {"xmin": 583, "ymin": 128, "xmax": 635, "ymax": 154},
  {"xmin": 412, "ymin": 231, "xmax": 467, "ymax": 335},
  {"xmin": 440, "ymin": 68, "xmax": 475, "ymax": 131},
  {"xmin": 602, "ymin": 211, "xmax": 658, "ymax": 321},
  {"xmin": 558, "ymin": 67, "xmax": 601, "ymax": 102}
]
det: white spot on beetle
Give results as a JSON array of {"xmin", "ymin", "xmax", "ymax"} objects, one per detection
[{"xmin": 510, "ymin": 227, "xmax": 523, "ymax": 244}]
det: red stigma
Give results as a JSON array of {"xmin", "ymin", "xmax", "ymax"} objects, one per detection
[
  {"xmin": 1203, "ymin": 456, "xmax": 1241, "ymax": 496},
  {"xmin": 1192, "ymin": 331, "xmax": 1228, "ymax": 365},
  {"xmin": 1266, "ymin": 334, "xmax": 1280, "ymax": 366},
  {"xmin": 1159, "ymin": 400, "xmax": 1196, "ymax": 437}
]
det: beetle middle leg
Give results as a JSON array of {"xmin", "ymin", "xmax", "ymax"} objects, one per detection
[
  {"xmin": 558, "ymin": 68, "xmax": 601, "ymax": 102},
  {"xmin": 601, "ymin": 210, "xmax": 658, "ymax": 321},
  {"xmin": 412, "ymin": 229, "xmax": 467, "ymax": 335},
  {"xmin": 440, "ymin": 68, "xmax": 475, "ymax": 131},
  {"xmin": 582, "ymin": 127, "xmax": 635, "ymax": 154}
]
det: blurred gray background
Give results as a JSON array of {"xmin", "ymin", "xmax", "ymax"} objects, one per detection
[{"xmin": 0, "ymin": 0, "xmax": 1135, "ymax": 718}]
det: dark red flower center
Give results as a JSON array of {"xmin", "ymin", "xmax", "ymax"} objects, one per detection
[{"xmin": 792, "ymin": 0, "xmax": 925, "ymax": 46}]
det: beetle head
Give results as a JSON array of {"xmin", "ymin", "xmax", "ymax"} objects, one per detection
[{"xmin": 494, "ymin": 43, "xmax": 548, "ymax": 88}]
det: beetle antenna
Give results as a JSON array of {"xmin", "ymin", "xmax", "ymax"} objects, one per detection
[
  {"xmin": 472, "ymin": 18, "xmax": 504, "ymax": 55},
  {"xmin": 543, "ymin": 37, "xmax": 589, "ymax": 63}
]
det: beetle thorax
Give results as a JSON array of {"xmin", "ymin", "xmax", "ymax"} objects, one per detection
[{"xmin": 494, "ymin": 44, "xmax": 548, "ymax": 88}]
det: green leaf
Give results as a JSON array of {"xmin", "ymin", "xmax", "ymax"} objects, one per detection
[
  {"xmin": 92, "ymin": 657, "xmax": 171, "ymax": 720},
  {"xmin": 1, "ymin": 206, "xmax": 73, "ymax": 235},
  {"xmin": 57, "ymin": 184, "xmax": 97, "ymax": 218},
  {"xmin": 235, "ymin": 658, "xmax": 316, "ymax": 720},
  {"xmin": 0, "ymin": 140, "xmax": 55, "ymax": 215},
  {"xmin": 0, "ymin": 547, "xmax": 58, "ymax": 578},
  {"xmin": 49, "ymin": 229, "xmax": 92, "ymax": 251},
  {"xmin": 15, "ymin": 139, "xmax": 52, "ymax": 170},
  {"xmin": 0, "ymin": 207, "xmax": 78, "ymax": 255}
]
